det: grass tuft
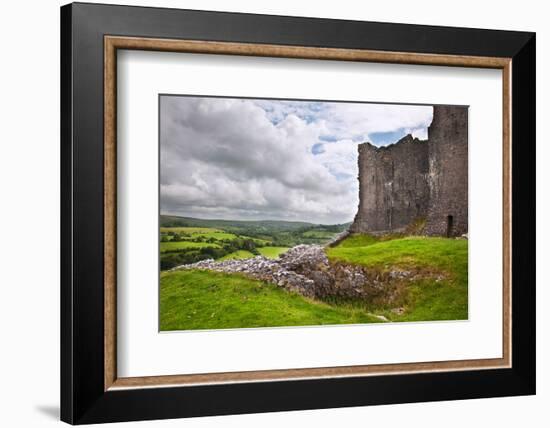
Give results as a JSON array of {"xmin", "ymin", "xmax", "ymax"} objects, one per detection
[
  {"xmin": 219, "ymin": 250, "xmax": 256, "ymax": 260},
  {"xmin": 257, "ymin": 246, "xmax": 289, "ymax": 258}
]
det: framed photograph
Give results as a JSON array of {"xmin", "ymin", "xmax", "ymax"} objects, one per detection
[{"xmin": 61, "ymin": 2, "xmax": 535, "ymax": 424}]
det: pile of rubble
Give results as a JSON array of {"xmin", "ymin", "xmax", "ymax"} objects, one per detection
[
  {"xmin": 175, "ymin": 249, "xmax": 316, "ymax": 297},
  {"xmin": 173, "ymin": 244, "xmax": 418, "ymax": 302}
]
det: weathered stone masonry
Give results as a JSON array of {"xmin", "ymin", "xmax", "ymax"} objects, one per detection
[{"xmin": 350, "ymin": 105, "xmax": 468, "ymax": 237}]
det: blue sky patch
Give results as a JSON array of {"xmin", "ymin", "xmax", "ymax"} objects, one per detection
[
  {"xmin": 319, "ymin": 135, "xmax": 338, "ymax": 142},
  {"xmin": 368, "ymin": 129, "xmax": 408, "ymax": 147},
  {"xmin": 311, "ymin": 143, "xmax": 325, "ymax": 155}
]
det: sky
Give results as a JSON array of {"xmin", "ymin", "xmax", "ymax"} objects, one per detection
[{"xmin": 160, "ymin": 96, "xmax": 433, "ymax": 225}]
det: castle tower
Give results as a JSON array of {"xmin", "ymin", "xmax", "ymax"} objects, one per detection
[{"xmin": 424, "ymin": 105, "xmax": 468, "ymax": 236}]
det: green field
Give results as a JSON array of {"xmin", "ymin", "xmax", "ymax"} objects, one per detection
[
  {"xmin": 160, "ymin": 226, "xmax": 237, "ymax": 241},
  {"xmin": 159, "ymin": 216, "xmax": 347, "ymax": 270},
  {"xmin": 257, "ymin": 246, "xmax": 289, "ymax": 258},
  {"xmin": 161, "ymin": 215, "xmax": 349, "ymax": 247},
  {"xmin": 160, "ymin": 226, "xmax": 222, "ymax": 233},
  {"xmin": 160, "ymin": 225, "xmax": 262, "ymax": 269},
  {"xmin": 240, "ymin": 236, "xmax": 271, "ymax": 245},
  {"xmin": 327, "ymin": 235, "xmax": 468, "ymax": 322},
  {"xmin": 219, "ymin": 250, "xmax": 256, "ymax": 260},
  {"xmin": 160, "ymin": 241, "xmax": 220, "ymax": 253},
  {"xmin": 160, "ymin": 269, "xmax": 383, "ymax": 331}
]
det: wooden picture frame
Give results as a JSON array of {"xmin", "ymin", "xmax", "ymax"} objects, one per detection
[{"xmin": 61, "ymin": 2, "xmax": 535, "ymax": 424}]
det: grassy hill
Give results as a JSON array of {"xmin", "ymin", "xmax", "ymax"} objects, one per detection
[
  {"xmin": 161, "ymin": 215, "xmax": 349, "ymax": 245},
  {"xmin": 160, "ymin": 269, "xmax": 384, "ymax": 331},
  {"xmin": 161, "ymin": 215, "xmax": 320, "ymax": 232},
  {"xmin": 159, "ymin": 233, "xmax": 468, "ymax": 331},
  {"xmin": 326, "ymin": 235, "xmax": 468, "ymax": 322}
]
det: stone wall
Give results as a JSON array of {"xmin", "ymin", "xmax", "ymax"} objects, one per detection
[
  {"xmin": 350, "ymin": 105, "xmax": 468, "ymax": 237},
  {"xmin": 350, "ymin": 135, "xmax": 429, "ymax": 233},
  {"xmin": 175, "ymin": 245, "xmax": 429, "ymax": 304}
]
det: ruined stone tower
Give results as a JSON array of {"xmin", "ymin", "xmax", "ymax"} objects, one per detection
[{"xmin": 350, "ymin": 105, "xmax": 468, "ymax": 237}]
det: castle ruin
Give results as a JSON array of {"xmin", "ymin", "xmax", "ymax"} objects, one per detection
[{"xmin": 350, "ymin": 105, "xmax": 468, "ymax": 237}]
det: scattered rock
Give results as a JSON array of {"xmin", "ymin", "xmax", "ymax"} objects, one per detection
[
  {"xmin": 389, "ymin": 269, "xmax": 411, "ymax": 279},
  {"xmin": 391, "ymin": 307, "xmax": 405, "ymax": 315},
  {"xmin": 173, "ymin": 249, "xmax": 320, "ymax": 298}
]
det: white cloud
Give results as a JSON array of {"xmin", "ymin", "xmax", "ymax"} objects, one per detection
[{"xmin": 160, "ymin": 96, "xmax": 432, "ymax": 224}]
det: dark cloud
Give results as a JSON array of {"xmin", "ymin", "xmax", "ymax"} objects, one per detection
[{"xmin": 160, "ymin": 96, "xmax": 432, "ymax": 224}]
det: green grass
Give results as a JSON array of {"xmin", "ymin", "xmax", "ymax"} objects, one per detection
[
  {"xmin": 159, "ymin": 233, "xmax": 468, "ymax": 330},
  {"xmin": 160, "ymin": 241, "xmax": 220, "ymax": 253},
  {"xmin": 333, "ymin": 234, "xmax": 379, "ymax": 248},
  {"xmin": 160, "ymin": 269, "xmax": 384, "ymax": 331},
  {"xmin": 160, "ymin": 227, "xmax": 237, "ymax": 241},
  {"xmin": 327, "ymin": 236, "xmax": 467, "ymax": 272},
  {"xmin": 326, "ymin": 235, "xmax": 468, "ymax": 322},
  {"xmin": 258, "ymin": 246, "xmax": 289, "ymax": 258},
  {"xmin": 218, "ymin": 247, "xmax": 289, "ymax": 261},
  {"xmin": 219, "ymin": 250, "xmax": 256, "ymax": 260}
]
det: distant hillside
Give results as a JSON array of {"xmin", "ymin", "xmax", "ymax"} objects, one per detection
[
  {"xmin": 159, "ymin": 215, "xmax": 352, "ymax": 270},
  {"xmin": 160, "ymin": 215, "xmax": 350, "ymax": 235}
]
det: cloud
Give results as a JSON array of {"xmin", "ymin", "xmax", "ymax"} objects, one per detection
[{"xmin": 160, "ymin": 96, "xmax": 432, "ymax": 224}]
